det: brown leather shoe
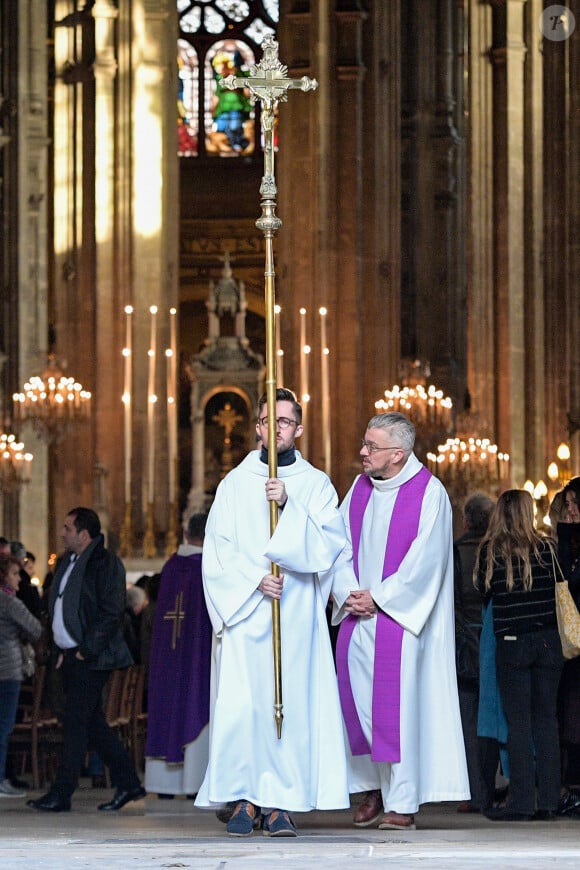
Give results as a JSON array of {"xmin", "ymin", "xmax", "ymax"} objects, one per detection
[
  {"xmin": 457, "ymin": 800, "xmax": 480, "ymax": 814},
  {"xmin": 353, "ymin": 789, "xmax": 383, "ymax": 827},
  {"xmin": 378, "ymin": 810, "xmax": 416, "ymax": 830}
]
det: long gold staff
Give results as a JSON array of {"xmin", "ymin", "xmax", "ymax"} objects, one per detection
[{"xmin": 223, "ymin": 36, "xmax": 317, "ymax": 737}]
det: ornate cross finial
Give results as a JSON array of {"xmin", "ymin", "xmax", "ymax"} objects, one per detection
[
  {"xmin": 222, "ymin": 35, "xmax": 318, "ymax": 196},
  {"xmin": 222, "ymin": 34, "xmax": 318, "ymax": 108}
]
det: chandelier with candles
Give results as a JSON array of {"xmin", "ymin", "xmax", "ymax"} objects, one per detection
[
  {"xmin": 13, "ymin": 354, "xmax": 91, "ymax": 444},
  {"xmin": 0, "ymin": 432, "xmax": 33, "ymax": 492},
  {"xmin": 427, "ymin": 436, "xmax": 510, "ymax": 495},
  {"xmin": 376, "ymin": 359, "xmax": 510, "ymax": 496},
  {"xmin": 374, "ymin": 360, "xmax": 454, "ymax": 463},
  {"xmin": 375, "ymin": 383, "xmax": 453, "ymax": 430}
]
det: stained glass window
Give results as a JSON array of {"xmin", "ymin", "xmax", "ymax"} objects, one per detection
[{"xmin": 177, "ymin": 1, "xmax": 278, "ymax": 158}]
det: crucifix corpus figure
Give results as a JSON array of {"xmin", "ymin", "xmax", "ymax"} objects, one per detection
[{"xmin": 194, "ymin": 38, "xmax": 351, "ymax": 839}]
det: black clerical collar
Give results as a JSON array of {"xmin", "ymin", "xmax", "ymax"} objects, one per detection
[{"xmin": 260, "ymin": 445, "xmax": 297, "ymax": 466}]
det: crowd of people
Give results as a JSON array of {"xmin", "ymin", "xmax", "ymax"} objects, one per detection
[
  {"xmin": 454, "ymin": 478, "xmax": 580, "ymax": 822},
  {"xmin": 1, "ymin": 390, "xmax": 580, "ymax": 837}
]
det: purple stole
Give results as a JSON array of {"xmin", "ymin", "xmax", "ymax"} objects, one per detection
[{"xmin": 336, "ymin": 466, "xmax": 431, "ymax": 763}]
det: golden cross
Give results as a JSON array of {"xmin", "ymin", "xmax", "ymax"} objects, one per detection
[
  {"xmin": 213, "ymin": 402, "xmax": 243, "ymax": 441},
  {"xmin": 163, "ymin": 590, "xmax": 185, "ymax": 650},
  {"xmin": 222, "ymin": 34, "xmax": 317, "ymax": 188}
]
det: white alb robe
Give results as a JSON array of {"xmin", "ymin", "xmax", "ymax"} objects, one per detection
[
  {"xmin": 195, "ymin": 450, "xmax": 350, "ymax": 813},
  {"xmin": 330, "ymin": 454, "xmax": 469, "ymax": 813}
]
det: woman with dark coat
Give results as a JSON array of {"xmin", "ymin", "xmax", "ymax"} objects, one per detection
[{"xmin": 474, "ymin": 489, "xmax": 564, "ymax": 821}]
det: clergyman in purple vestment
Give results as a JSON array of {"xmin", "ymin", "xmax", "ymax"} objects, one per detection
[
  {"xmin": 329, "ymin": 412, "xmax": 469, "ymax": 831},
  {"xmin": 145, "ymin": 514, "xmax": 212, "ymax": 796}
]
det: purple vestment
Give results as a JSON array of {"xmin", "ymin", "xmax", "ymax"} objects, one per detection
[
  {"xmin": 146, "ymin": 552, "xmax": 212, "ymax": 763},
  {"xmin": 336, "ymin": 466, "xmax": 431, "ymax": 762}
]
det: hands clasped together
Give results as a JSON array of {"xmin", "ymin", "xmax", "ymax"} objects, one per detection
[{"xmin": 345, "ymin": 588, "xmax": 377, "ymax": 618}]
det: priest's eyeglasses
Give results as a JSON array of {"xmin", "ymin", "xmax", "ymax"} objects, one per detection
[
  {"xmin": 258, "ymin": 416, "xmax": 298, "ymax": 429},
  {"xmin": 360, "ymin": 440, "xmax": 402, "ymax": 454}
]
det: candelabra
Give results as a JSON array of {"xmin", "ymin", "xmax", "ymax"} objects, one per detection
[
  {"xmin": 526, "ymin": 442, "xmax": 574, "ymax": 531},
  {"xmin": 427, "ymin": 437, "xmax": 510, "ymax": 498},
  {"xmin": 547, "ymin": 442, "xmax": 572, "ymax": 491},
  {"xmin": 13, "ymin": 354, "xmax": 91, "ymax": 443},
  {"xmin": 375, "ymin": 382, "xmax": 453, "ymax": 463},
  {"xmin": 0, "ymin": 432, "xmax": 33, "ymax": 492}
]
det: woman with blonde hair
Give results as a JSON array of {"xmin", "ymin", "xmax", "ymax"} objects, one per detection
[{"xmin": 474, "ymin": 489, "xmax": 564, "ymax": 821}]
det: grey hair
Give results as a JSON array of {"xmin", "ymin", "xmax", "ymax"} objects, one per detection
[
  {"xmin": 126, "ymin": 584, "xmax": 146, "ymax": 611},
  {"xmin": 366, "ymin": 412, "xmax": 415, "ymax": 458}
]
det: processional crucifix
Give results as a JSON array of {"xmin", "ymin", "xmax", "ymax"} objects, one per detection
[{"xmin": 223, "ymin": 35, "xmax": 318, "ymax": 737}]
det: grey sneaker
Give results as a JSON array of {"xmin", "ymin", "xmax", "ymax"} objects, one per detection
[{"xmin": 0, "ymin": 778, "xmax": 26, "ymax": 798}]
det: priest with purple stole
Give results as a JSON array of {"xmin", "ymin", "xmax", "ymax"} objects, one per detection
[
  {"xmin": 145, "ymin": 513, "xmax": 211, "ymax": 796},
  {"xmin": 329, "ymin": 412, "xmax": 469, "ymax": 831}
]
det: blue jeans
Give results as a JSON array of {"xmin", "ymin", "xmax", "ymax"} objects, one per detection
[
  {"xmin": 496, "ymin": 627, "xmax": 564, "ymax": 814},
  {"xmin": 0, "ymin": 680, "xmax": 21, "ymax": 780}
]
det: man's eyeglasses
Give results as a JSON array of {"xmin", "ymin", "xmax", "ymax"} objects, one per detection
[
  {"xmin": 258, "ymin": 416, "xmax": 298, "ymax": 430},
  {"xmin": 360, "ymin": 440, "xmax": 402, "ymax": 455}
]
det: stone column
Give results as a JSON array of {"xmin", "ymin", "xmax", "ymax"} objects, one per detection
[
  {"xmin": 543, "ymin": 10, "xmax": 574, "ymax": 465},
  {"xmin": 16, "ymin": 1, "xmax": 50, "ymax": 564},
  {"xmin": 402, "ymin": 1, "xmax": 465, "ymax": 403},
  {"xmin": 360, "ymin": 1, "xmax": 402, "ymax": 436},
  {"xmin": 278, "ymin": 1, "xmax": 381, "ymax": 497},
  {"xmin": 131, "ymin": 0, "xmax": 179, "ymax": 551},
  {"xmin": 522, "ymin": 0, "xmax": 545, "ymax": 480},
  {"xmin": 92, "ymin": 0, "xmax": 119, "ymax": 540},
  {"xmin": 466, "ymin": 1, "xmax": 495, "ymax": 431},
  {"xmin": 568, "ymin": 14, "xmax": 580, "ymax": 468},
  {"xmin": 489, "ymin": 0, "xmax": 528, "ymax": 486}
]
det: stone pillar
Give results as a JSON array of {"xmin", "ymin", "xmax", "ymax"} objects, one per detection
[
  {"xmin": 131, "ymin": 0, "xmax": 179, "ymax": 551},
  {"xmin": 522, "ymin": 0, "xmax": 545, "ymax": 480},
  {"xmin": 92, "ymin": 0, "xmax": 119, "ymax": 540},
  {"xmin": 489, "ymin": 0, "xmax": 528, "ymax": 486},
  {"xmin": 359, "ymin": 0, "xmax": 402, "ymax": 447},
  {"xmin": 278, "ymin": 1, "xmax": 393, "ymax": 497},
  {"xmin": 15, "ymin": 1, "xmax": 50, "ymax": 564},
  {"xmin": 568, "ymin": 14, "xmax": 580, "ymax": 468},
  {"xmin": 543, "ymin": 10, "xmax": 574, "ymax": 466},
  {"xmin": 402, "ymin": 0, "xmax": 465, "ymax": 402},
  {"xmin": 466, "ymin": 2, "xmax": 495, "ymax": 431}
]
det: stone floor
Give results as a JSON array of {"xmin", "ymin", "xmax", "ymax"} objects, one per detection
[{"xmin": 1, "ymin": 786, "xmax": 580, "ymax": 869}]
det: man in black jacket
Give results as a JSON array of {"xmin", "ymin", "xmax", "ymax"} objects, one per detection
[{"xmin": 27, "ymin": 507, "xmax": 145, "ymax": 812}]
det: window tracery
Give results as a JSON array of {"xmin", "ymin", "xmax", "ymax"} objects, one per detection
[{"xmin": 177, "ymin": 0, "xmax": 278, "ymax": 158}]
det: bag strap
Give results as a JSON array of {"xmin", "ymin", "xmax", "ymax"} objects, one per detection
[{"xmin": 549, "ymin": 542, "xmax": 566, "ymax": 583}]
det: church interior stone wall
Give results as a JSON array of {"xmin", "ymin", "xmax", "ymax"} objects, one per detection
[{"xmin": 0, "ymin": 0, "xmax": 578, "ymax": 569}]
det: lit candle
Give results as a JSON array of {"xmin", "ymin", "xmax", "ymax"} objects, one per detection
[
  {"xmin": 299, "ymin": 307, "xmax": 309, "ymax": 458},
  {"xmin": 166, "ymin": 306, "xmax": 178, "ymax": 505},
  {"xmin": 147, "ymin": 305, "xmax": 158, "ymax": 505},
  {"xmin": 122, "ymin": 305, "xmax": 133, "ymax": 504},
  {"xmin": 319, "ymin": 306, "xmax": 331, "ymax": 475}
]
